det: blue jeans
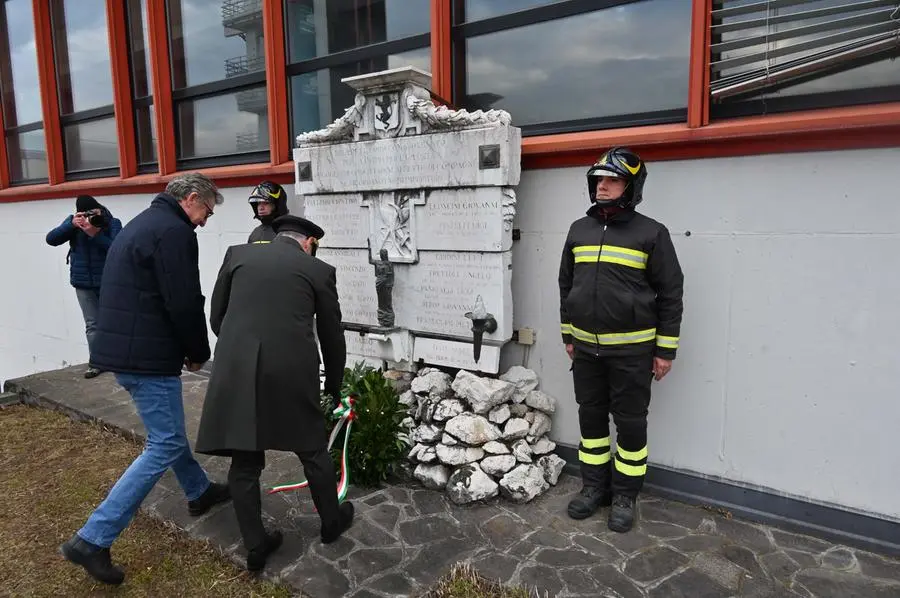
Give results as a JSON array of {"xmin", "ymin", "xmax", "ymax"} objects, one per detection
[
  {"xmin": 77, "ymin": 374, "xmax": 211, "ymax": 547},
  {"xmin": 74, "ymin": 287, "xmax": 100, "ymax": 353}
]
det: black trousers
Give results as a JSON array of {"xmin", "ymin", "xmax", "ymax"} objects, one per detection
[
  {"xmin": 228, "ymin": 447, "xmax": 340, "ymax": 551},
  {"xmin": 573, "ymin": 350, "xmax": 653, "ymax": 498}
]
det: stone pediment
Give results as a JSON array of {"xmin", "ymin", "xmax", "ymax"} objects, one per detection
[{"xmin": 295, "ymin": 66, "xmax": 513, "ymax": 147}]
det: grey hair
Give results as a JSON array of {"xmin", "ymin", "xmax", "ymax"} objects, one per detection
[
  {"xmin": 165, "ymin": 172, "xmax": 224, "ymax": 205},
  {"xmin": 276, "ymin": 231, "xmax": 308, "ymax": 243}
]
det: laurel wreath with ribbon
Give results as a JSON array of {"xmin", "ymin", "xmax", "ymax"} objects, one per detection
[{"xmin": 267, "ymin": 395, "xmax": 355, "ymax": 502}]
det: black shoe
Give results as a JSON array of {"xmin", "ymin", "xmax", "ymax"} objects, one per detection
[
  {"xmin": 321, "ymin": 501, "xmax": 354, "ymax": 544},
  {"xmin": 188, "ymin": 482, "xmax": 231, "ymax": 516},
  {"xmin": 567, "ymin": 486, "xmax": 612, "ymax": 520},
  {"xmin": 84, "ymin": 367, "xmax": 102, "ymax": 379},
  {"xmin": 60, "ymin": 535, "xmax": 125, "ymax": 585},
  {"xmin": 608, "ymin": 494, "xmax": 636, "ymax": 533},
  {"xmin": 247, "ymin": 530, "xmax": 283, "ymax": 572}
]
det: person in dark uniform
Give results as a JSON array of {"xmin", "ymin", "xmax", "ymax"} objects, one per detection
[
  {"xmin": 195, "ymin": 214, "xmax": 352, "ymax": 572},
  {"xmin": 558, "ymin": 147, "xmax": 684, "ymax": 533},
  {"xmin": 247, "ymin": 181, "xmax": 289, "ymax": 243}
]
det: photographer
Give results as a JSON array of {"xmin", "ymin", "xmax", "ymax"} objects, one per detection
[{"xmin": 46, "ymin": 194, "xmax": 122, "ymax": 379}]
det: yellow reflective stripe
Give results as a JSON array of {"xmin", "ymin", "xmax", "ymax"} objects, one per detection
[
  {"xmin": 579, "ymin": 450, "xmax": 611, "ymax": 465},
  {"xmin": 561, "ymin": 323, "xmax": 572, "ymax": 335},
  {"xmin": 617, "ymin": 446, "xmax": 648, "ymax": 461},
  {"xmin": 581, "ymin": 437, "xmax": 610, "ymax": 449},
  {"xmin": 252, "ymin": 240, "xmax": 270, "ymax": 244},
  {"xmin": 569, "ymin": 325, "xmax": 656, "ymax": 346},
  {"xmin": 573, "ymin": 245, "xmax": 647, "ymax": 269},
  {"xmin": 573, "ymin": 245, "xmax": 602, "ymax": 253},
  {"xmin": 605, "ymin": 245, "xmax": 647, "ymax": 259},
  {"xmin": 614, "ymin": 459, "xmax": 647, "ymax": 477},
  {"xmin": 574, "ymin": 255, "xmax": 597, "ymax": 263},
  {"xmin": 656, "ymin": 335, "xmax": 679, "ymax": 349},
  {"xmin": 599, "ymin": 255, "xmax": 646, "ymax": 269}
]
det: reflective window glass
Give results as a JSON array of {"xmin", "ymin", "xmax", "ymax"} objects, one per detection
[
  {"xmin": 136, "ymin": 104, "xmax": 157, "ymax": 164},
  {"xmin": 63, "ymin": 118, "xmax": 120, "ymax": 171},
  {"xmin": 127, "ymin": 0, "xmax": 152, "ymax": 98},
  {"xmin": 458, "ymin": 0, "xmax": 565, "ymax": 23},
  {"xmin": 176, "ymin": 87, "xmax": 270, "ymax": 159},
  {"xmin": 6, "ymin": 129, "xmax": 48, "ymax": 181},
  {"xmin": 1, "ymin": 0, "xmax": 43, "ymax": 126},
  {"xmin": 285, "ymin": 0, "xmax": 429, "ymax": 63},
  {"xmin": 51, "ymin": 0, "xmax": 115, "ymax": 114}
]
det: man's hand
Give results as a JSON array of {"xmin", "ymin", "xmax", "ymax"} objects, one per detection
[
  {"xmin": 183, "ymin": 358, "xmax": 205, "ymax": 372},
  {"xmin": 565, "ymin": 344, "xmax": 575, "ymax": 360},
  {"xmin": 72, "ymin": 213, "xmax": 87, "ymax": 229},
  {"xmin": 81, "ymin": 222, "xmax": 100, "ymax": 237},
  {"xmin": 652, "ymin": 357, "xmax": 672, "ymax": 381}
]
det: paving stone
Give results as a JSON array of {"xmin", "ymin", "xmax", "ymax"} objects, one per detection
[
  {"xmin": 367, "ymin": 503, "xmax": 402, "ymax": 532},
  {"xmin": 348, "ymin": 547, "xmax": 404, "ymax": 583},
  {"xmin": 405, "ymin": 537, "xmax": 474, "ymax": 585},
  {"xmin": 795, "ymin": 568, "xmax": 900, "ymax": 598},
  {"xmin": 310, "ymin": 532, "xmax": 356, "ymax": 561},
  {"xmin": 259, "ymin": 530, "xmax": 308, "ymax": 575},
  {"xmin": 364, "ymin": 493, "xmax": 388, "ymax": 507},
  {"xmin": 347, "ymin": 589, "xmax": 382, "ymax": 598},
  {"xmin": 715, "ymin": 517, "xmax": 774, "ymax": 553},
  {"xmin": 737, "ymin": 577, "xmax": 802, "ymax": 598},
  {"xmin": 648, "ymin": 567, "xmax": 732, "ymax": 598},
  {"xmin": 603, "ymin": 529, "xmax": 658, "ymax": 555},
  {"xmin": 721, "ymin": 544, "xmax": 765, "ymax": 577},
  {"xmin": 533, "ymin": 547, "xmax": 594, "ymax": 568},
  {"xmin": 189, "ymin": 502, "xmax": 242, "ymax": 548},
  {"xmin": 385, "ymin": 486, "xmax": 412, "ymax": 505},
  {"xmin": 641, "ymin": 520, "xmax": 691, "ymax": 539},
  {"xmin": 284, "ymin": 556, "xmax": 351, "ymax": 597},
  {"xmin": 347, "ymin": 518, "xmax": 400, "ymax": 547},
  {"xmin": 784, "ymin": 549, "xmax": 817, "ymax": 570},
  {"xmin": 771, "ymin": 529, "xmax": 832, "ymax": 555},
  {"xmin": 760, "ymin": 551, "xmax": 802, "ymax": 584},
  {"xmin": 857, "ymin": 551, "xmax": 900, "ymax": 581},
  {"xmin": 668, "ymin": 534, "xmax": 728, "ymax": 553},
  {"xmin": 470, "ymin": 552, "xmax": 520, "ymax": 584},
  {"xmin": 624, "ymin": 546, "xmax": 689, "ymax": 584},
  {"xmin": 559, "ymin": 567, "xmax": 602, "ymax": 595},
  {"xmin": 517, "ymin": 564, "xmax": 564, "ymax": 597},
  {"xmin": 526, "ymin": 526, "xmax": 571, "ymax": 549},
  {"xmin": 572, "ymin": 534, "xmax": 623, "ymax": 563},
  {"xmin": 369, "ymin": 572, "xmax": 416, "ymax": 596},
  {"xmin": 447, "ymin": 503, "xmax": 502, "ymax": 533},
  {"xmin": 507, "ymin": 538, "xmax": 540, "ymax": 559},
  {"xmin": 588, "ymin": 565, "xmax": 645, "ymax": 598},
  {"xmin": 411, "ymin": 488, "xmax": 449, "ymax": 515},
  {"xmin": 481, "ymin": 513, "xmax": 526, "ymax": 551},
  {"xmin": 690, "ymin": 551, "xmax": 748, "ymax": 591},
  {"xmin": 398, "ymin": 514, "xmax": 462, "ymax": 545},
  {"xmin": 640, "ymin": 500, "xmax": 708, "ymax": 530},
  {"xmin": 820, "ymin": 547, "xmax": 857, "ymax": 571}
]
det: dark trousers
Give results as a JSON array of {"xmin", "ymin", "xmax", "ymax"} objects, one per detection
[
  {"xmin": 228, "ymin": 448, "xmax": 340, "ymax": 551},
  {"xmin": 573, "ymin": 350, "xmax": 653, "ymax": 498}
]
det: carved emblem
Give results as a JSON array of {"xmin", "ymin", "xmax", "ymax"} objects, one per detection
[
  {"xmin": 363, "ymin": 190, "xmax": 427, "ymax": 264},
  {"xmin": 373, "ymin": 92, "xmax": 400, "ymax": 132}
]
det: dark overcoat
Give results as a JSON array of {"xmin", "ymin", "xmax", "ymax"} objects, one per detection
[{"xmin": 195, "ymin": 236, "xmax": 346, "ymax": 456}]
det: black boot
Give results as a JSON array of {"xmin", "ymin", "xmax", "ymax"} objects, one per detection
[
  {"xmin": 188, "ymin": 482, "xmax": 231, "ymax": 516},
  {"xmin": 247, "ymin": 530, "xmax": 283, "ymax": 572},
  {"xmin": 60, "ymin": 535, "xmax": 125, "ymax": 585},
  {"xmin": 608, "ymin": 494, "xmax": 636, "ymax": 533},
  {"xmin": 321, "ymin": 501, "xmax": 354, "ymax": 544},
  {"xmin": 567, "ymin": 486, "xmax": 611, "ymax": 520},
  {"xmin": 84, "ymin": 367, "xmax": 102, "ymax": 379}
]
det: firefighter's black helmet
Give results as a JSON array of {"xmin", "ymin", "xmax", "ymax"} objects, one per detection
[
  {"xmin": 248, "ymin": 180, "xmax": 288, "ymax": 220},
  {"xmin": 585, "ymin": 147, "xmax": 647, "ymax": 209}
]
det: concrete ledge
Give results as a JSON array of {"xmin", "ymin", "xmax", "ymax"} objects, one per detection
[{"xmin": 555, "ymin": 443, "xmax": 900, "ymax": 558}]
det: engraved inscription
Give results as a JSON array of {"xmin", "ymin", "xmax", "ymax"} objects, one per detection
[
  {"xmin": 324, "ymin": 249, "xmax": 378, "ymax": 325},
  {"xmin": 303, "ymin": 195, "xmax": 367, "ymax": 247}
]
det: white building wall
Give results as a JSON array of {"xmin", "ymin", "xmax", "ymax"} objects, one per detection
[{"xmin": 1, "ymin": 147, "xmax": 898, "ymax": 521}]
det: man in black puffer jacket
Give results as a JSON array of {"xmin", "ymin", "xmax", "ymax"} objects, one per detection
[
  {"xmin": 46, "ymin": 195, "xmax": 122, "ymax": 378},
  {"xmin": 60, "ymin": 173, "xmax": 231, "ymax": 586},
  {"xmin": 559, "ymin": 147, "xmax": 684, "ymax": 533}
]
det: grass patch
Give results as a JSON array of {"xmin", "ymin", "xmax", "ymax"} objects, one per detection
[
  {"xmin": 419, "ymin": 564, "xmax": 548, "ymax": 598},
  {"xmin": 0, "ymin": 404, "xmax": 292, "ymax": 597}
]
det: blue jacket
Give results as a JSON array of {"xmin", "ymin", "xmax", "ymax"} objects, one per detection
[
  {"xmin": 46, "ymin": 208, "xmax": 122, "ymax": 289},
  {"xmin": 90, "ymin": 193, "xmax": 211, "ymax": 376}
]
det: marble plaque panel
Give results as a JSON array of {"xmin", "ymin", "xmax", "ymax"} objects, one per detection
[
  {"xmin": 326, "ymin": 249, "xmax": 379, "ymax": 326},
  {"xmin": 302, "ymin": 194, "xmax": 367, "ymax": 248},
  {"xmin": 293, "ymin": 126, "xmax": 521, "ymax": 194},
  {"xmin": 412, "ymin": 337, "xmax": 503, "ymax": 374}
]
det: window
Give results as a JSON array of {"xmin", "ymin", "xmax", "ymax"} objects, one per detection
[
  {"xmin": 167, "ymin": 0, "xmax": 269, "ymax": 166},
  {"xmin": 50, "ymin": 0, "xmax": 120, "ymax": 177},
  {"xmin": 0, "ymin": 0, "xmax": 48, "ymax": 183},
  {"xmin": 126, "ymin": 0, "xmax": 157, "ymax": 170},
  {"xmin": 710, "ymin": 0, "xmax": 900, "ymax": 118},
  {"xmin": 452, "ymin": 0, "xmax": 692, "ymax": 135},
  {"xmin": 285, "ymin": 0, "xmax": 431, "ymax": 143}
]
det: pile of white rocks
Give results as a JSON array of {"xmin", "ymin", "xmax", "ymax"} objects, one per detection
[{"xmin": 400, "ymin": 365, "xmax": 567, "ymax": 505}]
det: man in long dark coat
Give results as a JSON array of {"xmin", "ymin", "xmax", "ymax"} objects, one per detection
[{"xmin": 195, "ymin": 214, "xmax": 353, "ymax": 572}]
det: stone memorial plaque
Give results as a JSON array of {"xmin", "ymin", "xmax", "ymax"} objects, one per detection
[
  {"xmin": 294, "ymin": 126, "xmax": 521, "ymax": 195},
  {"xmin": 413, "ymin": 337, "xmax": 503, "ymax": 374},
  {"xmin": 295, "ymin": 66, "xmax": 520, "ymax": 372}
]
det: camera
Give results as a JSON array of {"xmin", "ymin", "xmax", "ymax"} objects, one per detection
[{"xmin": 88, "ymin": 212, "xmax": 108, "ymax": 228}]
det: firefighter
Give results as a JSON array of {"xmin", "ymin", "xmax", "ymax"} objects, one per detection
[
  {"xmin": 558, "ymin": 146, "xmax": 684, "ymax": 532},
  {"xmin": 247, "ymin": 180, "xmax": 289, "ymax": 243}
]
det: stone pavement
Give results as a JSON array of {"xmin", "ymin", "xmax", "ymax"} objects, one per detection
[{"xmin": 6, "ymin": 365, "xmax": 900, "ymax": 598}]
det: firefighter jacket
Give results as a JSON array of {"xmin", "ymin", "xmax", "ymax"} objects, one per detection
[{"xmin": 558, "ymin": 206, "xmax": 684, "ymax": 360}]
